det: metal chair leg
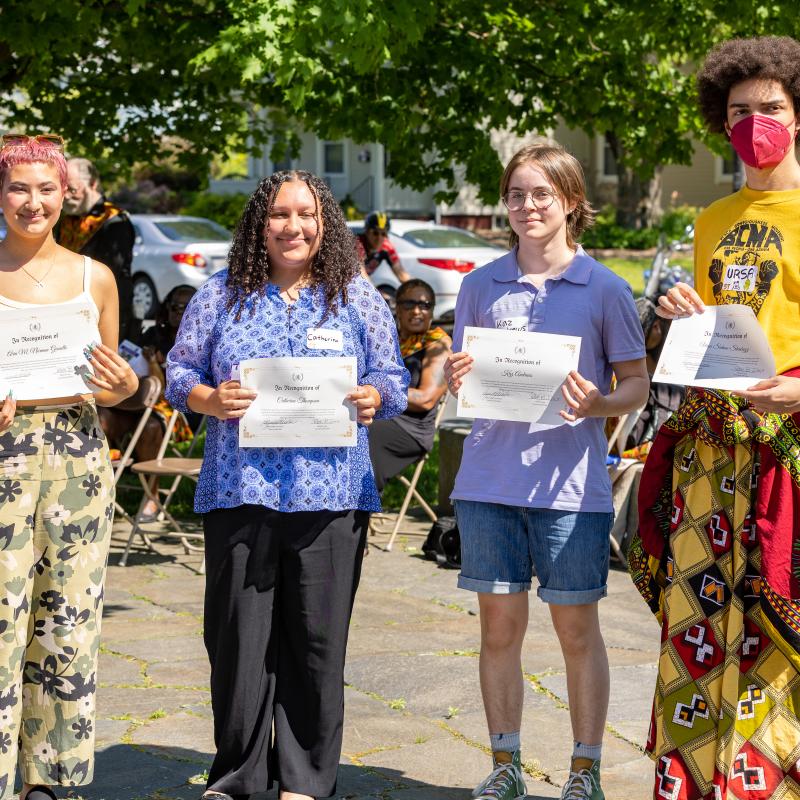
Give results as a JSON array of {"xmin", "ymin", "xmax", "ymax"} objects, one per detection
[
  {"xmin": 385, "ymin": 456, "xmax": 429, "ymax": 552},
  {"xmin": 609, "ymin": 533, "xmax": 627, "ymax": 568}
]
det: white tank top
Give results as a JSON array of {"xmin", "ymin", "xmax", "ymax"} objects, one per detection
[{"xmin": 0, "ymin": 255, "xmax": 100, "ymax": 322}]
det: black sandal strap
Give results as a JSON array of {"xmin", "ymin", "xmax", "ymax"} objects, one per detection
[{"xmin": 24, "ymin": 788, "xmax": 57, "ymax": 800}]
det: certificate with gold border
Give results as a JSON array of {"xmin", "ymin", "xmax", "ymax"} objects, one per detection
[
  {"xmin": 0, "ymin": 301, "xmax": 99, "ymax": 402},
  {"xmin": 457, "ymin": 326, "xmax": 581, "ymax": 425},
  {"xmin": 239, "ymin": 357, "xmax": 358, "ymax": 448}
]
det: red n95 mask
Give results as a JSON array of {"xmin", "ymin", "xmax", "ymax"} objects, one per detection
[{"xmin": 730, "ymin": 113, "xmax": 796, "ymax": 169}]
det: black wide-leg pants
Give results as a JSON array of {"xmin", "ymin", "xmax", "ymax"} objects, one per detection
[{"xmin": 202, "ymin": 505, "xmax": 368, "ymax": 798}]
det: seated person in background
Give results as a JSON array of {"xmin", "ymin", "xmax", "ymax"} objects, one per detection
[
  {"xmin": 99, "ymin": 284, "xmax": 199, "ymax": 516},
  {"xmin": 356, "ymin": 210, "xmax": 411, "ymax": 285},
  {"xmin": 621, "ymin": 295, "xmax": 684, "ymax": 457},
  {"xmin": 369, "ymin": 279, "xmax": 451, "ymax": 491}
]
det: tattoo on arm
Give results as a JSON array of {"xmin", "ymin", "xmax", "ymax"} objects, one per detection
[{"xmin": 407, "ymin": 388, "xmax": 426, "ymax": 406}]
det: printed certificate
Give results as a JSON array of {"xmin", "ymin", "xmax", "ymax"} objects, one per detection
[
  {"xmin": 653, "ymin": 304, "xmax": 775, "ymax": 390},
  {"xmin": 239, "ymin": 357, "xmax": 358, "ymax": 448},
  {"xmin": 457, "ymin": 326, "xmax": 581, "ymax": 425},
  {"xmin": 0, "ymin": 301, "xmax": 99, "ymax": 402}
]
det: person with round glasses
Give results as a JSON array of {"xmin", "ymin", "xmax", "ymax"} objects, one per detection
[
  {"xmin": 368, "ymin": 279, "xmax": 451, "ymax": 493},
  {"xmin": 443, "ymin": 142, "xmax": 648, "ymax": 800}
]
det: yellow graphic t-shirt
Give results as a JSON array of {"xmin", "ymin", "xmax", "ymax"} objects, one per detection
[{"xmin": 694, "ymin": 185, "xmax": 800, "ymax": 374}]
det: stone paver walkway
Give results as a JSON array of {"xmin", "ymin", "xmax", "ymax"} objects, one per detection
[{"xmin": 50, "ymin": 514, "xmax": 659, "ymax": 800}]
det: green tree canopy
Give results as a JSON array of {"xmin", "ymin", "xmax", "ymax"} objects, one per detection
[{"xmin": 1, "ymin": 1, "xmax": 797, "ymax": 217}]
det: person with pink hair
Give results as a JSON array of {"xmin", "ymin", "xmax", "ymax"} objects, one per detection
[{"xmin": 0, "ymin": 134, "xmax": 137, "ymax": 800}]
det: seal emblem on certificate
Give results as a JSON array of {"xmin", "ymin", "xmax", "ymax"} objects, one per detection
[{"xmin": 238, "ymin": 356, "xmax": 358, "ymax": 447}]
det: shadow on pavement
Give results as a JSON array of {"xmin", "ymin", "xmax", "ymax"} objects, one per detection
[{"xmin": 63, "ymin": 750, "xmax": 559, "ymax": 799}]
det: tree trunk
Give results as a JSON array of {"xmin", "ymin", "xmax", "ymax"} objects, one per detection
[{"xmin": 606, "ymin": 133, "xmax": 663, "ymax": 228}]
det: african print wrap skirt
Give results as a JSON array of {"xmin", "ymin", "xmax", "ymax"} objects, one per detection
[
  {"xmin": 628, "ymin": 383, "xmax": 800, "ymax": 800},
  {"xmin": 0, "ymin": 403, "xmax": 113, "ymax": 796}
]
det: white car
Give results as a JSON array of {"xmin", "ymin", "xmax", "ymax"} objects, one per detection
[
  {"xmin": 348, "ymin": 220, "xmax": 504, "ymax": 322},
  {"xmin": 130, "ymin": 214, "xmax": 232, "ymax": 319}
]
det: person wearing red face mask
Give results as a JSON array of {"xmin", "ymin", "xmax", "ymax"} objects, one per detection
[{"xmin": 628, "ymin": 36, "xmax": 800, "ymax": 800}]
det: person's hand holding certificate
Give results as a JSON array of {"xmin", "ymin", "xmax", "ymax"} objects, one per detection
[
  {"xmin": 239, "ymin": 357, "xmax": 358, "ymax": 448},
  {"xmin": 456, "ymin": 326, "xmax": 581, "ymax": 425},
  {"xmin": 653, "ymin": 304, "xmax": 776, "ymax": 390}
]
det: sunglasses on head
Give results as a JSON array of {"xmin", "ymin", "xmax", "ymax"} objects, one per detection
[
  {"xmin": 397, "ymin": 299, "xmax": 433, "ymax": 311},
  {"xmin": 1, "ymin": 133, "xmax": 65, "ymax": 151}
]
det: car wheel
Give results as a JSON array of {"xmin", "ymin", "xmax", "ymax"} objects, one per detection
[
  {"xmin": 132, "ymin": 275, "xmax": 159, "ymax": 320},
  {"xmin": 376, "ymin": 284, "xmax": 396, "ymax": 313}
]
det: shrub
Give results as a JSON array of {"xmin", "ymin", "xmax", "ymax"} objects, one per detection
[
  {"xmin": 182, "ymin": 192, "xmax": 249, "ymax": 232},
  {"xmin": 659, "ymin": 204, "xmax": 699, "ymax": 241},
  {"xmin": 580, "ymin": 203, "xmax": 698, "ymax": 250}
]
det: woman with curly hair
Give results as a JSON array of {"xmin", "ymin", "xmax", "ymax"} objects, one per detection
[
  {"xmin": 165, "ymin": 170, "xmax": 408, "ymax": 800},
  {"xmin": 628, "ymin": 36, "xmax": 800, "ymax": 800}
]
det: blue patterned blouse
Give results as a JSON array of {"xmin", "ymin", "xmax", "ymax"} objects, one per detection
[{"xmin": 165, "ymin": 271, "xmax": 409, "ymax": 514}]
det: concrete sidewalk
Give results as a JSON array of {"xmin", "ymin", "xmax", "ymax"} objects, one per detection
[{"xmin": 62, "ymin": 514, "xmax": 659, "ymax": 800}]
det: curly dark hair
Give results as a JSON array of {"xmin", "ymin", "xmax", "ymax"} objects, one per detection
[
  {"xmin": 225, "ymin": 170, "xmax": 360, "ymax": 318},
  {"xmin": 697, "ymin": 36, "xmax": 800, "ymax": 134}
]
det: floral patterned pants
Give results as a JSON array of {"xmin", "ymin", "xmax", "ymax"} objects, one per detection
[{"xmin": 0, "ymin": 404, "xmax": 113, "ymax": 797}]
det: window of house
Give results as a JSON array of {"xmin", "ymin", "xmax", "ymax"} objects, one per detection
[
  {"xmin": 602, "ymin": 138, "xmax": 618, "ymax": 178},
  {"xmin": 270, "ymin": 132, "xmax": 292, "ymax": 172},
  {"xmin": 323, "ymin": 142, "xmax": 346, "ymax": 176},
  {"xmin": 272, "ymin": 151, "xmax": 292, "ymax": 172},
  {"xmin": 720, "ymin": 154, "xmax": 735, "ymax": 177},
  {"xmin": 595, "ymin": 135, "xmax": 618, "ymax": 183},
  {"xmin": 715, "ymin": 148, "xmax": 737, "ymax": 182}
]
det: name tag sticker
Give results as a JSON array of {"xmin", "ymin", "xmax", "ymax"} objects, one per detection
[
  {"xmin": 307, "ymin": 328, "xmax": 344, "ymax": 350},
  {"xmin": 722, "ymin": 264, "xmax": 758, "ymax": 293},
  {"xmin": 495, "ymin": 317, "xmax": 528, "ymax": 332}
]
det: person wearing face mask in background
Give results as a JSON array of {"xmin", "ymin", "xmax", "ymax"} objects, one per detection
[{"xmin": 628, "ymin": 36, "xmax": 800, "ymax": 800}]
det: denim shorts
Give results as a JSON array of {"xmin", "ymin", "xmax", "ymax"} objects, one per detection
[{"xmin": 453, "ymin": 499, "xmax": 613, "ymax": 604}]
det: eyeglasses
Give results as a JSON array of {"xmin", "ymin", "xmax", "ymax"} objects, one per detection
[
  {"xmin": 168, "ymin": 302, "xmax": 189, "ymax": 313},
  {"xmin": 1, "ymin": 133, "xmax": 65, "ymax": 151},
  {"xmin": 501, "ymin": 189, "xmax": 556, "ymax": 212},
  {"xmin": 397, "ymin": 299, "xmax": 433, "ymax": 311},
  {"xmin": 367, "ymin": 227, "xmax": 388, "ymax": 236}
]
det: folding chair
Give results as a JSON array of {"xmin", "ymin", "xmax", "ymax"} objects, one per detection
[
  {"xmin": 110, "ymin": 376, "xmax": 163, "ymax": 526},
  {"xmin": 118, "ymin": 410, "xmax": 205, "ymax": 571},
  {"xmin": 384, "ymin": 400, "xmax": 448, "ymax": 552},
  {"xmin": 605, "ymin": 403, "xmax": 646, "ymax": 568}
]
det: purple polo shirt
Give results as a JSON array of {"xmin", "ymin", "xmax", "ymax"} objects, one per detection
[{"xmin": 451, "ymin": 246, "xmax": 645, "ymax": 512}]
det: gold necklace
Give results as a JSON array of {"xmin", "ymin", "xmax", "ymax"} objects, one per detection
[{"xmin": 20, "ymin": 257, "xmax": 56, "ymax": 289}]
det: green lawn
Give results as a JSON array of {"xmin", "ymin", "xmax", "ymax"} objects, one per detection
[{"xmin": 601, "ymin": 256, "xmax": 692, "ymax": 297}]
